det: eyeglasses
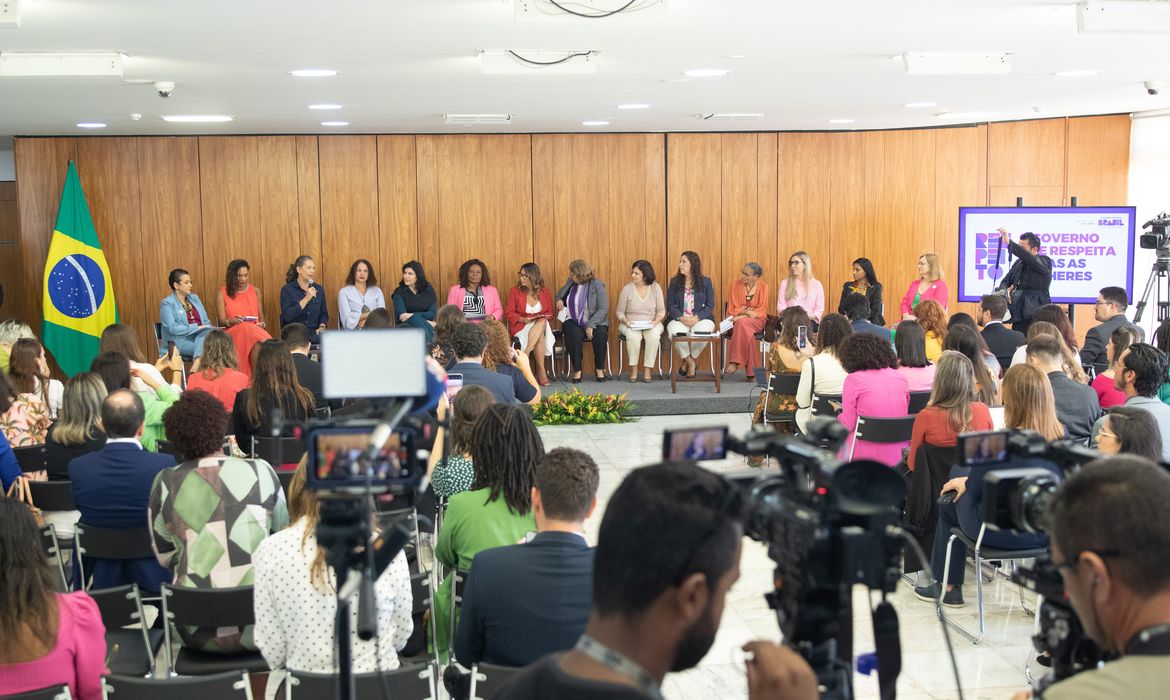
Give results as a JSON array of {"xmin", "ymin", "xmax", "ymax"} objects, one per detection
[
  {"xmin": 1097, "ymin": 427, "xmax": 1118, "ymax": 440},
  {"xmin": 788, "ymin": 260, "xmax": 801, "ymax": 265},
  {"xmin": 1051, "ymin": 549, "xmax": 1122, "ymax": 572},
  {"xmin": 673, "ymin": 476, "xmax": 742, "ymax": 584}
]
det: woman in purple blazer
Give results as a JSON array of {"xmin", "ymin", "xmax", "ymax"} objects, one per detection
[{"xmin": 837, "ymin": 332, "xmax": 910, "ymax": 465}]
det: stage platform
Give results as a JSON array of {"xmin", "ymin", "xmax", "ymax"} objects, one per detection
[{"xmin": 541, "ymin": 370, "xmax": 759, "ymax": 417}]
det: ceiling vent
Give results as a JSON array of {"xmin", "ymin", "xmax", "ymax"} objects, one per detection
[
  {"xmin": 1078, "ymin": 0, "xmax": 1170, "ymax": 33},
  {"xmin": 0, "ymin": 51, "xmax": 124, "ymax": 77},
  {"xmin": 901, "ymin": 51, "xmax": 1011, "ymax": 75},
  {"xmin": 700, "ymin": 113, "xmax": 765, "ymax": 121},
  {"xmin": 444, "ymin": 113, "xmax": 514, "ymax": 125},
  {"xmin": 0, "ymin": 0, "xmax": 20, "ymax": 27}
]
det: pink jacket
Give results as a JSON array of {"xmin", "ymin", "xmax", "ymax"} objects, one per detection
[
  {"xmin": 0, "ymin": 592, "xmax": 108, "ymax": 699},
  {"xmin": 899, "ymin": 279, "xmax": 949, "ymax": 318},
  {"xmin": 837, "ymin": 367, "xmax": 911, "ymax": 466},
  {"xmin": 446, "ymin": 284, "xmax": 503, "ymax": 322},
  {"xmin": 776, "ymin": 279, "xmax": 825, "ymax": 321}
]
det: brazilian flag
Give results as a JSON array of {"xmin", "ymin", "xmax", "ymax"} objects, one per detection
[{"xmin": 42, "ymin": 162, "xmax": 118, "ymax": 376}]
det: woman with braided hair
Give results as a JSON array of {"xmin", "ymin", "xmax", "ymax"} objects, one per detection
[{"xmin": 432, "ymin": 403, "xmax": 543, "ymax": 656}]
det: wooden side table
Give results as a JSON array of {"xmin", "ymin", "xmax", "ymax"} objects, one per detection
[{"xmin": 669, "ymin": 335, "xmax": 721, "ymax": 394}]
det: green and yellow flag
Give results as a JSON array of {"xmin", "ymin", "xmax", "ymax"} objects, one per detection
[{"xmin": 42, "ymin": 161, "xmax": 118, "ymax": 376}]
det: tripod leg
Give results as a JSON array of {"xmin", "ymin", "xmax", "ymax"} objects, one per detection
[{"xmin": 1135, "ymin": 263, "xmax": 1161, "ymax": 324}]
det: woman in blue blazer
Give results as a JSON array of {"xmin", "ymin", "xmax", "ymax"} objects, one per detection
[
  {"xmin": 665, "ymin": 251, "xmax": 717, "ymax": 378},
  {"xmin": 160, "ymin": 268, "xmax": 213, "ymax": 369}
]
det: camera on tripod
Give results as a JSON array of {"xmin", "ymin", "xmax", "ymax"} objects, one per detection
[{"xmin": 1140, "ymin": 213, "xmax": 1170, "ymax": 250}]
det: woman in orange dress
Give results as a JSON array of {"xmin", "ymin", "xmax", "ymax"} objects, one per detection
[
  {"xmin": 723, "ymin": 262, "xmax": 770, "ymax": 379},
  {"xmin": 217, "ymin": 259, "xmax": 271, "ymax": 376}
]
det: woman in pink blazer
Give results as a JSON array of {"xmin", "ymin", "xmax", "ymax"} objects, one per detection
[
  {"xmin": 446, "ymin": 258, "xmax": 503, "ymax": 322},
  {"xmin": 899, "ymin": 253, "xmax": 949, "ymax": 320},
  {"xmin": 837, "ymin": 333, "xmax": 911, "ymax": 466}
]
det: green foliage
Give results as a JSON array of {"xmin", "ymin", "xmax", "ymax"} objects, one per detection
[{"xmin": 531, "ymin": 389, "xmax": 635, "ymax": 426}]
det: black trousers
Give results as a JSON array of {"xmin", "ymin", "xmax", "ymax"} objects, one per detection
[{"xmin": 562, "ymin": 320, "xmax": 609, "ymax": 373}]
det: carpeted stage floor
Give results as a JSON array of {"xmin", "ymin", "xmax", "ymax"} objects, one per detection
[{"xmin": 540, "ymin": 369, "xmax": 760, "ymax": 416}]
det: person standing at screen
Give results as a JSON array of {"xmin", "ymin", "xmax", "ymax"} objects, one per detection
[{"xmin": 995, "ymin": 229, "xmax": 1053, "ymax": 336}]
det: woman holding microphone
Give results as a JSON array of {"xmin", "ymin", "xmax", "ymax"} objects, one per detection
[{"xmin": 279, "ymin": 255, "xmax": 328, "ymax": 344}]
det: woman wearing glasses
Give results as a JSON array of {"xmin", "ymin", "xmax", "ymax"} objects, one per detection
[
  {"xmin": 777, "ymin": 251, "xmax": 824, "ymax": 324},
  {"xmin": 505, "ymin": 262, "xmax": 554, "ymax": 386}
]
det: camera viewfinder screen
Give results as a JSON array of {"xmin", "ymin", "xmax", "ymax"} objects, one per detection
[
  {"xmin": 311, "ymin": 429, "xmax": 406, "ymax": 486},
  {"xmin": 664, "ymin": 427, "xmax": 727, "ymax": 462},
  {"xmin": 959, "ymin": 430, "xmax": 1009, "ymax": 466}
]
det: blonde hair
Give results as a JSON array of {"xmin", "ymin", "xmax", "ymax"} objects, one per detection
[
  {"xmin": 1026, "ymin": 322, "xmax": 1088, "ymax": 384},
  {"xmin": 287, "ymin": 457, "xmax": 377, "ymax": 591},
  {"xmin": 920, "ymin": 253, "xmax": 942, "ymax": 282},
  {"xmin": 53, "ymin": 373, "xmax": 107, "ymax": 446},
  {"xmin": 928, "ymin": 351, "xmax": 976, "ymax": 432},
  {"xmin": 1002, "ymin": 364, "xmax": 1065, "ymax": 441},
  {"xmin": 784, "ymin": 251, "xmax": 813, "ymax": 302}
]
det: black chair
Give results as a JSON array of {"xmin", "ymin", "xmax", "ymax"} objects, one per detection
[
  {"xmin": 102, "ymin": 671, "xmax": 251, "ymax": 700},
  {"xmin": 250, "ymin": 435, "xmax": 307, "ymax": 466},
  {"xmin": 88, "ymin": 584, "xmax": 164, "ymax": 677},
  {"xmin": 36, "ymin": 524, "xmax": 69, "ymax": 593},
  {"xmin": 156, "ymin": 439, "xmax": 178, "ymax": 459},
  {"xmin": 74, "ymin": 524, "xmax": 156, "ymax": 591},
  {"xmin": 28, "ymin": 479, "xmax": 76, "ymax": 511},
  {"xmin": 908, "ymin": 390, "xmax": 932, "ymax": 414},
  {"xmin": 470, "ymin": 662, "xmax": 525, "ymax": 700},
  {"xmin": 12, "ymin": 444, "xmax": 47, "ymax": 474},
  {"xmin": 160, "ymin": 584, "xmax": 268, "ymax": 675},
  {"xmin": 810, "ymin": 393, "xmax": 843, "ymax": 418},
  {"xmin": 0, "ymin": 685, "xmax": 71, "ymax": 700},
  {"xmin": 762, "ymin": 373, "xmax": 803, "ymax": 428},
  {"xmin": 286, "ymin": 664, "xmax": 436, "ymax": 700},
  {"xmin": 846, "ymin": 415, "xmax": 915, "ymax": 460}
]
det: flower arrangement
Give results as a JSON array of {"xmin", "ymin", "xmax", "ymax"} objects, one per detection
[{"xmin": 531, "ymin": 389, "xmax": 635, "ymax": 426}]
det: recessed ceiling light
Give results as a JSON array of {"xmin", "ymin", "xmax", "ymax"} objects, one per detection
[
  {"xmin": 161, "ymin": 115, "xmax": 236, "ymax": 123},
  {"xmin": 309, "ymin": 104, "xmax": 343, "ymax": 110},
  {"xmin": 684, "ymin": 68, "xmax": 729, "ymax": 78},
  {"xmin": 828, "ymin": 118, "xmax": 855, "ymax": 124},
  {"xmin": 904, "ymin": 102, "xmax": 938, "ymax": 108},
  {"xmin": 289, "ymin": 68, "xmax": 337, "ymax": 78},
  {"xmin": 725, "ymin": 55, "xmax": 746, "ymax": 59},
  {"xmin": 76, "ymin": 122, "xmax": 106, "ymax": 129},
  {"xmin": 936, "ymin": 111, "xmax": 1001, "ymax": 120},
  {"xmin": 617, "ymin": 103, "xmax": 651, "ymax": 110},
  {"xmin": 582, "ymin": 120, "xmax": 610, "ymax": 126},
  {"xmin": 1054, "ymin": 69, "xmax": 1102, "ymax": 78},
  {"xmin": 321, "ymin": 121, "xmax": 350, "ymax": 127}
]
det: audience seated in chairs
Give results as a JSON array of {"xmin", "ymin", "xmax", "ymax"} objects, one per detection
[
  {"xmin": 895, "ymin": 320, "xmax": 936, "ymax": 392},
  {"xmin": 841, "ymin": 294, "xmax": 891, "ymax": 342},
  {"xmin": 752, "ymin": 306, "xmax": 813, "ymax": 436},
  {"xmin": 455, "ymin": 447, "xmax": 598, "ymax": 670},
  {"xmin": 1099, "ymin": 342, "xmax": 1170, "ymax": 461},
  {"xmin": 912, "ymin": 299, "xmax": 948, "ymax": 364},
  {"xmin": 722, "ymin": 261, "xmax": 769, "ymax": 379},
  {"xmin": 943, "ymin": 325, "xmax": 1000, "ymax": 405},
  {"xmin": 100, "ymin": 322, "xmax": 181, "ymax": 395},
  {"xmin": 253, "ymin": 457, "xmax": 413, "ymax": 676},
  {"xmin": 0, "ymin": 423, "xmax": 23, "ymax": 492},
  {"xmin": 836, "ymin": 332, "xmax": 911, "ymax": 465},
  {"xmin": 496, "ymin": 461, "xmax": 817, "ymax": 700},
  {"xmin": 432, "ymin": 385, "xmax": 495, "ymax": 499},
  {"xmin": 0, "ymin": 500, "xmax": 107, "ymax": 700},
  {"xmin": 1091, "ymin": 325, "xmax": 1140, "ymax": 410},
  {"xmin": 794, "ymin": 313, "xmax": 852, "ymax": 434},
  {"xmin": 1095, "ymin": 405, "xmax": 1164, "ymax": 462},
  {"xmin": 231, "ymin": 340, "xmax": 316, "ymax": 448},
  {"xmin": 430, "ymin": 304, "xmax": 466, "ymax": 369},
  {"xmin": 45, "ymin": 373, "xmax": 107, "ymax": 481},
  {"xmin": 1026, "ymin": 335, "xmax": 1101, "ymax": 445},
  {"xmin": 433, "ymin": 403, "xmax": 543, "ymax": 657},
  {"xmin": 1010, "ymin": 319, "xmax": 1085, "ymax": 372},
  {"xmin": 150, "ymin": 389, "xmax": 288, "ymax": 653},
  {"xmin": 0, "ymin": 318, "xmax": 36, "ymax": 373},
  {"xmin": 976, "ymin": 293, "xmax": 1025, "ymax": 372},
  {"xmin": 362, "ymin": 307, "xmax": 393, "ymax": 329},
  {"xmin": 913, "ymin": 362, "xmax": 1060, "ymax": 607},
  {"xmin": 90, "ymin": 350, "xmax": 177, "ymax": 452},
  {"xmin": 7, "ymin": 337, "xmax": 63, "ymax": 419},
  {"xmin": 70, "ymin": 390, "xmax": 174, "ymax": 593},
  {"xmin": 0, "ymin": 346, "xmax": 50, "ymax": 448},
  {"xmin": 481, "ymin": 318, "xmax": 541, "ymax": 406},
  {"xmin": 185, "ymin": 330, "xmax": 250, "ymax": 412},
  {"xmin": 555, "ymin": 259, "xmax": 611, "ymax": 383},
  {"xmin": 280, "ymin": 323, "xmax": 329, "ymax": 409},
  {"xmin": 447, "ymin": 323, "xmax": 524, "ymax": 405}
]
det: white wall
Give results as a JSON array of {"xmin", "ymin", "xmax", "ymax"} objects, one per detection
[
  {"xmin": 1127, "ymin": 114, "xmax": 1170, "ymax": 340},
  {"xmin": 0, "ymin": 149, "xmax": 13, "ymax": 180}
]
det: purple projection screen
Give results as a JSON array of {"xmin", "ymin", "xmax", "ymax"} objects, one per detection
[{"xmin": 957, "ymin": 206, "xmax": 1135, "ymax": 304}]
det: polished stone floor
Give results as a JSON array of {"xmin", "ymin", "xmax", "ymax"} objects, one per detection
[{"xmin": 538, "ymin": 414, "xmax": 1040, "ymax": 700}]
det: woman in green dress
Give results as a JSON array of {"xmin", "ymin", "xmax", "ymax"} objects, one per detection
[{"xmin": 432, "ymin": 403, "xmax": 544, "ymax": 656}]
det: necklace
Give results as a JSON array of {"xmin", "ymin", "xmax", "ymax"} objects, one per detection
[{"xmin": 575, "ymin": 634, "xmax": 664, "ymax": 699}]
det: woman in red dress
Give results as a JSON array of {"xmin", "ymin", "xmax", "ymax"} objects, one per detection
[{"xmin": 217, "ymin": 259, "xmax": 271, "ymax": 376}]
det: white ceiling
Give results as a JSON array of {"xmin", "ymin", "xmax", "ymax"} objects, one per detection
[{"xmin": 2, "ymin": 0, "xmax": 1170, "ymax": 137}]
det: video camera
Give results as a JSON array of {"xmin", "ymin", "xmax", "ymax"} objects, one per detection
[
  {"xmin": 974, "ymin": 429, "xmax": 1110, "ymax": 691},
  {"xmin": 1140, "ymin": 212, "xmax": 1170, "ymax": 251},
  {"xmin": 664, "ymin": 419, "xmax": 907, "ymax": 700}
]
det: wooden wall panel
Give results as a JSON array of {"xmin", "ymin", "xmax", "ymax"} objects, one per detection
[
  {"xmin": 13, "ymin": 138, "xmax": 77, "ymax": 324},
  {"xmin": 294, "ymin": 136, "xmax": 322, "ymax": 267},
  {"xmin": 198, "ymin": 137, "xmax": 261, "ymax": 326},
  {"xmin": 988, "ymin": 118, "xmax": 1067, "ymax": 188},
  {"xmin": 319, "ymin": 135, "xmax": 379, "ymax": 326},
  {"xmin": 720, "ymin": 134, "xmax": 760, "ymax": 303},
  {"xmin": 987, "ymin": 186, "xmax": 1065, "ymax": 207},
  {"xmin": 667, "ymin": 134, "xmax": 723, "ymax": 303},
  {"xmin": 1066, "ymin": 115, "xmax": 1130, "ymax": 206},
  {"xmin": 0, "ymin": 182, "xmax": 20, "ymax": 324},
  {"xmin": 827, "ymin": 133, "xmax": 865, "ymax": 315},
  {"xmin": 934, "ymin": 126, "xmax": 988, "ymax": 320},
  {"xmin": 416, "ymin": 135, "xmax": 534, "ymax": 301},
  {"xmin": 377, "ymin": 136, "xmax": 419, "ymax": 291},
  {"xmin": 778, "ymin": 133, "xmax": 832, "ymax": 317},
  {"xmin": 136, "ymin": 137, "xmax": 204, "ymax": 352},
  {"xmin": 253, "ymin": 136, "xmax": 303, "ymax": 329}
]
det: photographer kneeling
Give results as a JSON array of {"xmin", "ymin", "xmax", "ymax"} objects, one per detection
[{"xmin": 1011, "ymin": 455, "xmax": 1170, "ymax": 699}]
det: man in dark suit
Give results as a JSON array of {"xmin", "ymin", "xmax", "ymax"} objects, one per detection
[
  {"xmin": 454, "ymin": 447, "xmax": 598, "ymax": 668},
  {"xmin": 841, "ymin": 294, "xmax": 892, "ymax": 343},
  {"xmin": 978, "ymin": 294, "xmax": 1025, "ymax": 371},
  {"xmin": 1083, "ymin": 286, "xmax": 1142, "ymax": 374},
  {"xmin": 995, "ymin": 229, "xmax": 1053, "ymax": 336},
  {"xmin": 281, "ymin": 322, "xmax": 325, "ymax": 407},
  {"xmin": 449, "ymin": 323, "xmax": 521, "ymax": 404},
  {"xmin": 69, "ymin": 389, "xmax": 175, "ymax": 592},
  {"xmin": 1026, "ymin": 335, "xmax": 1101, "ymax": 445}
]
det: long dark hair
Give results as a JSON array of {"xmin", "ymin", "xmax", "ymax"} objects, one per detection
[
  {"xmin": 8, "ymin": 338, "xmax": 46, "ymax": 400},
  {"xmin": 0, "ymin": 499, "xmax": 58, "ymax": 658},
  {"xmin": 632, "ymin": 259, "xmax": 656, "ymax": 286},
  {"xmin": 895, "ymin": 320, "xmax": 929, "ymax": 368},
  {"xmin": 1033, "ymin": 304, "xmax": 1078, "ymax": 351},
  {"xmin": 286, "ymin": 255, "xmax": 313, "ymax": 284},
  {"xmin": 398, "ymin": 260, "xmax": 430, "ymax": 293},
  {"xmin": 458, "ymin": 259, "xmax": 491, "ymax": 288},
  {"xmin": 778, "ymin": 306, "xmax": 812, "ymax": 352},
  {"xmin": 815, "ymin": 314, "xmax": 852, "ymax": 354},
  {"xmin": 672, "ymin": 250, "xmax": 703, "ymax": 289},
  {"xmin": 468, "ymin": 404, "xmax": 544, "ymax": 515},
  {"xmin": 345, "ymin": 259, "xmax": 378, "ymax": 288},
  {"xmin": 246, "ymin": 340, "xmax": 316, "ymax": 426},
  {"xmin": 852, "ymin": 257, "xmax": 880, "ymax": 286},
  {"xmin": 225, "ymin": 259, "xmax": 250, "ymax": 298},
  {"xmin": 99, "ymin": 323, "xmax": 148, "ymax": 364}
]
